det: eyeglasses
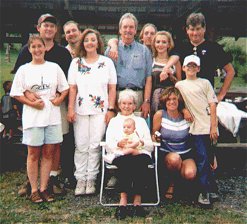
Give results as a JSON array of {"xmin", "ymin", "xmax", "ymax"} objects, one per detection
[{"xmin": 186, "ymin": 64, "xmax": 198, "ymax": 68}]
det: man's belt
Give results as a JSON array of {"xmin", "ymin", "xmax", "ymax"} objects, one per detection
[{"xmin": 117, "ymin": 86, "xmax": 143, "ymax": 91}]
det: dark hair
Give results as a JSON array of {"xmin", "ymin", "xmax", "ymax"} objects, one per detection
[
  {"xmin": 186, "ymin": 12, "xmax": 206, "ymax": 28},
  {"xmin": 3, "ymin": 81, "xmax": 12, "ymax": 92},
  {"xmin": 77, "ymin": 28, "xmax": 104, "ymax": 57},
  {"xmin": 159, "ymin": 86, "xmax": 185, "ymax": 111},
  {"xmin": 27, "ymin": 34, "xmax": 45, "ymax": 48}
]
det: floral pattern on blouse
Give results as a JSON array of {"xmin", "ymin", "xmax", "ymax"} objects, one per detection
[
  {"xmin": 89, "ymin": 94, "xmax": 104, "ymax": 112},
  {"xmin": 78, "ymin": 97, "xmax": 83, "ymax": 107},
  {"xmin": 98, "ymin": 62, "xmax": 105, "ymax": 69},
  {"xmin": 77, "ymin": 58, "xmax": 91, "ymax": 75}
]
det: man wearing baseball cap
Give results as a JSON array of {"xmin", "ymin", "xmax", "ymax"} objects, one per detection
[
  {"xmin": 176, "ymin": 54, "xmax": 218, "ymax": 207},
  {"xmin": 37, "ymin": 13, "xmax": 57, "ymax": 26},
  {"xmin": 12, "ymin": 13, "xmax": 72, "ymax": 197}
]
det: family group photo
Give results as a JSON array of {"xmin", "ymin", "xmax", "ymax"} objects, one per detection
[{"xmin": 0, "ymin": 0, "xmax": 246, "ymax": 223}]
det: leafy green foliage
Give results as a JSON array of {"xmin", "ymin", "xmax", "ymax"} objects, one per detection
[{"xmin": 219, "ymin": 38, "xmax": 247, "ymax": 84}]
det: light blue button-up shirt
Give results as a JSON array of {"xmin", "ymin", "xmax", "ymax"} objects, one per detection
[{"xmin": 105, "ymin": 39, "xmax": 152, "ymax": 89}]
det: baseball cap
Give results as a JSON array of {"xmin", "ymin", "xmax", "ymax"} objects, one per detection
[
  {"xmin": 183, "ymin": 55, "xmax": 200, "ymax": 66},
  {"xmin": 38, "ymin": 13, "xmax": 57, "ymax": 26}
]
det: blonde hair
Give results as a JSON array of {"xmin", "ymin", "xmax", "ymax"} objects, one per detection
[{"xmin": 151, "ymin": 31, "xmax": 174, "ymax": 57}]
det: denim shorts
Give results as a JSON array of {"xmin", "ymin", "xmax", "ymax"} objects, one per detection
[{"xmin": 22, "ymin": 125, "xmax": 63, "ymax": 146}]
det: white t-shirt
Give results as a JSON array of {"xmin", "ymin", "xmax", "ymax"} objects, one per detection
[
  {"xmin": 10, "ymin": 61, "xmax": 69, "ymax": 130},
  {"xmin": 175, "ymin": 78, "xmax": 218, "ymax": 135},
  {"xmin": 68, "ymin": 55, "xmax": 117, "ymax": 115}
]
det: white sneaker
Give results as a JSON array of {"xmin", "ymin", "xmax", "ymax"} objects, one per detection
[
  {"xmin": 106, "ymin": 176, "xmax": 117, "ymax": 189},
  {"xmin": 85, "ymin": 180, "xmax": 96, "ymax": 195},
  {"xmin": 75, "ymin": 180, "xmax": 86, "ymax": 196},
  {"xmin": 198, "ymin": 193, "xmax": 211, "ymax": 205}
]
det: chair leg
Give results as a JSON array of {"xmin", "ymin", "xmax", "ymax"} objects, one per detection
[{"xmin": 99, "ymin": 158, "xmax": 105, "ymax": 206}]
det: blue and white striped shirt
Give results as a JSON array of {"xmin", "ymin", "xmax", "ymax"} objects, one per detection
[{"xmin": 160, "ymin": 110, "xmax": 192, "ymax": 154}]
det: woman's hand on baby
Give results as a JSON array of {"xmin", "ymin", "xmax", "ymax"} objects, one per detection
[{"xmin": 117, "ymin": 138, "xmax": 128, "ymax": 148}]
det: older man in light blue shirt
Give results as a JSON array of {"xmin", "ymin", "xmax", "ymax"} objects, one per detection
[{"xmin": 105, "ymin": 13, "xmax": 152, "ymax": 118}]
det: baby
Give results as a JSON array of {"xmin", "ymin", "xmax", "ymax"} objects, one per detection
[
  {"xmin": 122, "ymin": 118, "xmax": 143, "ymax": 150},
  {"xmin": 104, "ymin": 118, "xmax": 143, "ymax": 164}
]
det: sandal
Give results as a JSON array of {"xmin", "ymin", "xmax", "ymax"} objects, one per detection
[
  {"xmin": 30, "ymin": 191, "xmax": 43, "ymax": 203},
  {"xmin": 40, "ymin": 189, "xmax": 55, "ymax": 202},
  {"xmin": 165, "ymin": 184, "xmax": 174, "ymax": 200}
]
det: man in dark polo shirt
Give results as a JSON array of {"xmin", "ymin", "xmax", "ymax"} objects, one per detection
[
  {"xmin": 13, "ymin": 13, "xmax": 72, "ymax": 197},
  {"xmin": 162, "ymin": 12, "xmax": 235, "ymax": 102}
]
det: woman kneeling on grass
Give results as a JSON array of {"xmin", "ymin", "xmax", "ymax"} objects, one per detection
[
  {"xmin": 152, "ymin": 86, "xmax": 197, "ymax": 200},
  {"xmin": 10, "ymin": 35, "xmax": 69, "ymax": 203}
]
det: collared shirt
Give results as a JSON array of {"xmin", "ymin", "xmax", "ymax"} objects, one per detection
[{"xmin": 105, "ymin": 39, "xmax": 152, "ymax": 89}]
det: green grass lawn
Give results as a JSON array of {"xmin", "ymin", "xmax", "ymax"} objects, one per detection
[
  {"xmin": 0, "ymin": 49, "xmax": 19, "ymax": 97},
  {"xmin": 0, "ymin": 170, "xmax": 245, "ymax": 223}
]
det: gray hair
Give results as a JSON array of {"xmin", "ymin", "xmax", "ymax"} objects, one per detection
[
  {"xmin": 119, "ymin": 13, "xmax": 138, "ymax": 30},
  {"xmin": 118, "ymin": 89, "xmax": 138, "ymax": 105}
]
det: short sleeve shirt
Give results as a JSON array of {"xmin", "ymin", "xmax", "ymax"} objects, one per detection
[
  {"xmin": 12, "ymin": 43, "xmax": 72, "ymax": 78},
  {"xmin": 105, "ymin": 40, "xmax": 152, "ymax": 89},
  {"xmin": 175, "ymin": 78, "xmax": 218, "ymax": 134},
  {"xmin": 68, "ymin": 55, "xmax": 117, "ymax": 115},
  {"xmin": 178, "ymin": 40, "xmax": 232, "ymax": 87},
  {"xmin": 10, "ymin": 61, "xmax": 69, "ymax": 130}
]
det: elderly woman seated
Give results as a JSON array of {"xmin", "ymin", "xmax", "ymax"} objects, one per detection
[{"xmin": 105, "ymin": 89, "xmax": 153, "ymax": 220}]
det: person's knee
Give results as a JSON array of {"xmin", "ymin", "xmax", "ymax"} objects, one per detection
[
  {"xmin": 28, "ymin": 153, "xmax": 39, "ymax": 162},
  {"xmin": 182, "ymin": 168, "xmax": 197, "ymax": 180},
  {"xmin": 165, "ymin": 153, "xmax": 181, "ymax": 170},
  {"xmin": 42, "ymin": 148, "xmax": 54, "ymax": 160}
]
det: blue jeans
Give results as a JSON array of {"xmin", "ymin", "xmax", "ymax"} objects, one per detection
[{"xmin": 193, "ymin": 135, "xmax": 216, "ymax": 194}]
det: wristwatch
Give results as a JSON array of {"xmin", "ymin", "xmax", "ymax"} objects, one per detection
[
  {"xmin": 144, "ymin": 99, "xmax": 150, "ymax": 103},
  {"xmin": 107, "ymin": 108, "xmax": 117, "ymax": 113}
]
